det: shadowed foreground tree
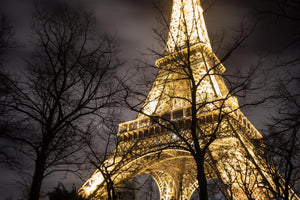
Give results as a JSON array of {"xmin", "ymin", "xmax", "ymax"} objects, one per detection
[
  {"xmin": 0, "ymin": 6, "xmax": 122, "ymax": 200},
  {"xmin": 257, "ymin": 0, "xmax": 300, "ymax": 198},
  {"xmin": 262, "ymin": 57, "xmax": 300, "ymax": 199}
]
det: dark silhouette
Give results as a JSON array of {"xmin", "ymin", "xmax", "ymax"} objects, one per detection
[
  {"xmin": 47, "ymin": 183, "xmax": 86, "ymax": 200},
  {"xmin": 1, "ymin": 6, "xmax": 122, "ymax": 200}
]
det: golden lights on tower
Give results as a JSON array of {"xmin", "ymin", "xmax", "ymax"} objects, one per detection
[
  {"xmin": 79, "ymin": 0, "xmax": 300, "ymax": 199},
  {"xmin": 166, "ymin": 0, "xmax": 211, "ymax": 53}
]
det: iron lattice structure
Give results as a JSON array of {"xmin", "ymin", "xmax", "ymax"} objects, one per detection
[{"xmin": 79, "ymin": 0, "xmax": 299, "ymax": 199}]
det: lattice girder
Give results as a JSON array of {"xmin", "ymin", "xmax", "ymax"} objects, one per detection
[
  {"xmin": 79, "ymin": 108, "xmax": 297, "ymax": 199},
  {"xmin": 166, "ymin": 0, "xmax": 211, "ymax": 53},
  {"xmin": 139, "ymin": 43, "xmax": 235, "ymax": 119},
  {"xmin": 79, "ymin": 0, "xmax": 300, "ymax": 198},
  {"xmin": 79, "ymin": 112, "xmax": 265, "ymax": 198},
  {"xmin": 151, "ymin": 171, "xmax": 177, "ymax": 200}
]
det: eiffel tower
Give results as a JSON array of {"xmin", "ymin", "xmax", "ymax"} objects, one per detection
[{"xmin": 79, "ymin": 0, "xmax": 299, "ymax": 199}]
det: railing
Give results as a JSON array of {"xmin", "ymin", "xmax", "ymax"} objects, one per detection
[
  {"xmin": 118, "ymin": 107, "xmax": 189, "ymax": 135},
  {"xmin": 118, "ymin": 104, "xmax": 262, "ymax": 142}
]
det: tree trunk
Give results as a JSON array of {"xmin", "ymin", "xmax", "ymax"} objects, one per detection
[
  {"xmin": 106, "ymin": 177, "xmax": 117, "ymax": 200},
  {"xmin": 106, "ymin": 182, "xmax": 112, "ymax": 200},
  {"xmin": 110, "ymin": 181, "xmax": 117, "ymax": 200},
  {"xmin": 196, "ymin": 154, "xmax": 208, "ymax": 200},
  {"xmin": 28, "ymin": 154, "xmax": 46, "ymax": 200}
]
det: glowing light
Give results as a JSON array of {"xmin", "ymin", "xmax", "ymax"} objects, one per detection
[
  {"xmin": 79, "ymin": 171, "xmax": 104, "ymax": 197},
  {"xmin": 144, "ymin": 99, "xmax": 158, "ymax": 115},
  {"xmin": 166, "ymin": 0, "xmax": 211, "ymax": 53},
  {"xmin": 79, "ymin": 1, "xmax": 300, "ymax": 200}
]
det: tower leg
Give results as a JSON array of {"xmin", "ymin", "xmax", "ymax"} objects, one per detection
[{"xmin": 151, "ymin": 171, "xmax": 177, "ymax": 200}]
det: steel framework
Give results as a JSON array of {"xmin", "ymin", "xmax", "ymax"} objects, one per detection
[{"xmin": 79, "ymin": 0, "xmax": 299, "ymax": 199}]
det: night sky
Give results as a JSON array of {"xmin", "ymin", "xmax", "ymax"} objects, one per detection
[{"xmin": 0, "ymin": 0, "xmax": 298, "ymax": 199}]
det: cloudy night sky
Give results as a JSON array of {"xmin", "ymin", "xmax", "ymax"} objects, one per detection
[{"xmin": 0, "ymin": 0, "xmax": 299, "ymax": 199}]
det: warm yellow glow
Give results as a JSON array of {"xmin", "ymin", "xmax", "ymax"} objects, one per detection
[
  {"xmin": 140, "ymin": 42, "xmax": 233, "ymax": 118},
  {"xmin": 144, "ymin": 99, "xmax": 158, "ymax": 115},
  {"xmin": 79, "ymin": 171, "xmax": 104, "ymax": 197},
  {"xmin": 166, "ymin": 0, "xmax": 211, "ymax": 53},
  {"xmin": 79, "ymin": 0, "xmax": 300, "ymax": 199}
]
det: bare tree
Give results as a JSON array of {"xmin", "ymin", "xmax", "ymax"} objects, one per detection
[
  {"xmin": 256, "ymin": 1, "xmax": 300, "ymax": 198},
  {"xmin": 0, "ymin": 6, "xmax": 123, "ymax": 200},
  {"xmin": 262, "ymin": 77, "xmax": 300, "ymax": 199}
]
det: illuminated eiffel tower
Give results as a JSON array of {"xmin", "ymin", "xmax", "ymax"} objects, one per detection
[{"xmin": 79, "ymin": 0, "xmax": 299, "ymax": 199}]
